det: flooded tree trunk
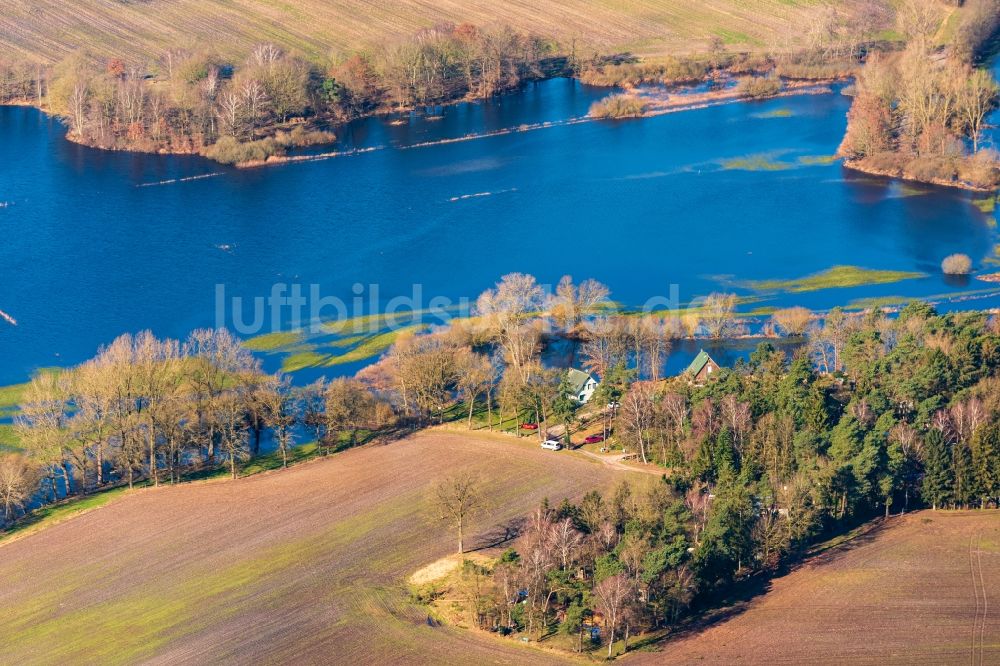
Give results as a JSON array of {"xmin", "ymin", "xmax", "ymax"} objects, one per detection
[
  {"xmin": 207, "ymin": 425, "xmax": 216, "ymax": 464},
  {"xmin": 61, "ymin": 462, "xmax": 72, "ymax": 496},
  {"xmin": 96, "ymin": 442, "xmax": 104, "ymax": 487},
  {"xmin": 148, "ymin": 429, "xmax": 158, "ymax": 487}
]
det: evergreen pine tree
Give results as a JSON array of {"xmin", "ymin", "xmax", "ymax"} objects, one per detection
[{"xmin": 921, "ymin": 429, "xmax": 952, "ymax": 510}]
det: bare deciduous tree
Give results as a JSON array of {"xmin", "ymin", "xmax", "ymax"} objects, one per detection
[
  {"xmin": 771, "ymin": 307, "xmax": 812, "ymax": 336},
  {"xmin": 620, "ymin": 382, "xmax": 655, "ymax": 463},
  {"xmin": 0, "ymin": 455, "xmax": 39, "ymax": 523},
  {"xmin": 700, "ymin": 293, "xmax": 739, "ymax": 339},
  {"xmin": 594, "ymin": 573, "xmax": 634, "ymax": 658},
  {"xmin": 436, "ymin": 472, "xmax": 483, "ymax": 554},
  {"xmin": 549, "ymin": 275, "xmax": 609, "ymax": 332}
]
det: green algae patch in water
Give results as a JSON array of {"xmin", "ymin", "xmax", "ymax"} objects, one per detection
[{"xmin": 746, "ymin": 265, "xmax": 926, "ymax": 294}]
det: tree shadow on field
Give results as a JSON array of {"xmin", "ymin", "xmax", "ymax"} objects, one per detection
[
  {"xmin": 656, "ymin": 517, "xmax": 892, "ymax": 650},
  {"xmin": 801, "ymin": 517, "xmax": 890, "ymax": 567},
  {"xmin": 470, "ymin": 516, "xmax": 527, "ymax": 551},
  {"xmin": 661, "ymin": 571, "xmax": 776, "ymax": 647}
]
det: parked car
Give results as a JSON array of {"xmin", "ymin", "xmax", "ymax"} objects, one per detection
[
  {"xmin": 521, "ymin": 423, "xmax": 539, "ymax": 430},
  {"xmin": 584, "ymin": 434, "xmax": 605, "ymax": 444},
  {"xmin": 541, "ymin": 439, "xmax": 562, "ymax": 451}
]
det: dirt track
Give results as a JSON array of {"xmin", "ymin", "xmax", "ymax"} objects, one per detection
[
  {"xmin": 631, "ymin": 511, "xmax": 1000, "ymax": 665},
  {"xmin": 0, "ymin": 430, "xmax": 633, "ymax": 665}
]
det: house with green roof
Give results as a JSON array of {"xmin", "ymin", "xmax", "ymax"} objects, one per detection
[
  {"xmin": 686, "ymin": 350, "xmax": 720, "ymax": 384},
  {"xmin": 566, "ymin": 368, "xmax": 598, "ymax": 404}
]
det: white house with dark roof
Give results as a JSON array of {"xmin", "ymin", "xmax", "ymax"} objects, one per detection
[{"xmin": 566, "ymin": 368, "xmax": 598, "ymax": 404}]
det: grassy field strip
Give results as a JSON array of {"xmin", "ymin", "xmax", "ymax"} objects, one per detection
[
  {"xmin": 0, "ymin": 487, "xmax": 129, "ymax": 549},
  {"xmin": 0, "ymin": 0, "xmax": 874, "ymax": 63}
]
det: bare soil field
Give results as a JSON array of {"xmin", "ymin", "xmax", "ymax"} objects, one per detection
[
  {"xmin": 0, "ymin": 430, "xmax": 634, "ymax": 664},
  {"xmin": 632, "ymin": 511, "xmax": 1000, "ymax": 665},
  {"xmin": 0, "ymin": 0, "xmax": 874, "ymax": 63}
]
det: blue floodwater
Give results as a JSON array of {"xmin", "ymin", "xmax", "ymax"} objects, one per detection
[{"xmin": 1, "ymin": 78, "xmax": 997, "ymax": 384}]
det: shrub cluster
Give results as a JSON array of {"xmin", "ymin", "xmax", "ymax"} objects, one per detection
[
  {"xmin": 579, "ymin": 57, "xmax": 709, "ymax": 88},
  {"xmin": 736, "ymin": 75, "xmax": 781, "ymax": 99},
  {"xmin": 942, "ymin": 253, "xmax": 973, "ymax": 275},
  {"xmin": 588, "ymin": 93, "xmax": 647, "ymax": 119}
]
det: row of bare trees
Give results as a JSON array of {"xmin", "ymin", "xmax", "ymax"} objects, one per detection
[
  {"xmin": 839, "ymin": 0, "xmax": 1000, "ymax": 187},
  {"xmin": 2, "ymin": 22, "xmax": 554, "ymax": 158},
  {"xmin": 372, "ymin": 23, "xmax": 548, "ymax": 109},
  {"xmin": 44, "ymin": 43, "xmax": 314, "ymax": 152},
  {"xmin": 2, "ymin": 329, "xmax": 398, "ymax": 527}
]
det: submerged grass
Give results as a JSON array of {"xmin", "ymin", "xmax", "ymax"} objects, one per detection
[
  {"xmin": 0, "ymin": 425, "xmax": 21, "ymax": 452},
  {"xmin": 751, "ymin": 108, "xmax": 794, "ymax": 119},
  {"xmin": 720, "ymin": 153, "xmax": 792, "ymax": 171},
  {"xmin": 243, "ymin": 330, "xmax": 305, "ymax": 352},
  {"xmin": 747, "ymin": 265, "xmax": 926, "ymax": 294},
  {"xmin": 897, "ymin": 183, "xmax": 932, "ymax": 198},
  {"xmin": 972, "ymin": 196, "xmax": 997, "ymax": 214},
  {"xmin": 0, "ymin": 369, "xmax": 61, "ymax": 412},
  {"xmin": 328, "ymin": 334, "xmax": 368, "ymax": 348},
  {"xmin": 721, "ymin": 152, "xmax": 838, "ymax": 171},
  {"xmin": 320, "ymin": 308, "xmax": 453, "ymax": 335},
  {"xmin": 0, "ymin": 381, "xmax": 30, "ymax": 412},
  {"xmin": 798, "ymin": 154, "xmax": 839, "ymax": 166},
  {"xmin": 846, "ymin": 295, "xmax": 912, "ymax": 310},
  {"xmin": 847, "ymin": 286, "xmax": 1000, "ymax": 310},
  {"xmin": 323, "ymin": 326, "xmax": 424, "ymax": 367},
  {"xmin": 281, "ymin": 350, "xmax": 330, "ymax": 373}
]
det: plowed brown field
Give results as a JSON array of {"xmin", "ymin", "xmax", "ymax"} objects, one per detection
[
  {"xmin": 0, "ymin": 0, "xmax": 876, "ymax": 63},
  {"xmin": 0, "ymin": 429, "xmax": 635, "ymax": 664},
  {"xmin": 632, "ymin": 511, "xmax": 1000, "ymax": 665}
]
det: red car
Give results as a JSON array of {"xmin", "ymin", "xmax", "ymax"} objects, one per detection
[
  {"xmin": 585, "ymin": 434, "xmax": 605, "ymax": 444},
  {"xmin": 521, "ymin": 423, "xmax": 539, "ymax": 430}
]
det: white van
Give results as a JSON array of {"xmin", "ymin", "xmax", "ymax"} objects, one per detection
[{"xmin": 541, "ymin": 439, "xmax": 562, "ymax": 451}]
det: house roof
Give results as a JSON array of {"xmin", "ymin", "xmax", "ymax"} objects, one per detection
[
  {"xmin": 566, "ymin": 368, "xmax": 595, "ymax": 394},
  {"xmin": 685, "ymin": 350, "xmax": 717, "ymax": 376}
]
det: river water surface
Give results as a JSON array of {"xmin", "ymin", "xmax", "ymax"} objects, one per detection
[{"xmin": 1, "ymin": 78, "xmax": 998, "ymax": 384}]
